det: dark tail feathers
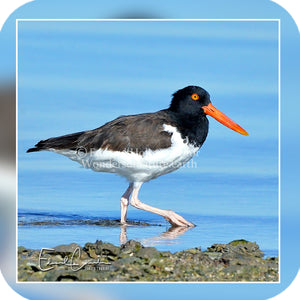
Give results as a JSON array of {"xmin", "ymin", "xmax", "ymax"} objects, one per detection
[
  {"xmin": 27, "ymin": 147, "xmax": 41, "ymax": 153},
  {"xmin": 26, "ymin": 131, "xmax": 84, "ymax": 153},
  {"xmin": 26, "ymin": 139, "xmax": 50, "ymax": 153}
]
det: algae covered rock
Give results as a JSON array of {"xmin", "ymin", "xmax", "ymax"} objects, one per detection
[
  {"xmin": 18, "ymin": 239, "xmax": 278, "ymax": 282},
  {"xmin": 207, "ymin": 240, "xmax": 264, "ymax": 258},
  {"xmin": 84, "ymin": 240, "xmax": 120, "ymax": 259}
]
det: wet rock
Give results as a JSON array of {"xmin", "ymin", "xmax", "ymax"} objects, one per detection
[
  {"xmin": 53, "ymin": 243, "xmax": 81, "ymax": 254},
  {"xmin": 84, "ymin": 240, "xmax": 120, "ymax": 260},
  {"xmin": 18, "ymin": 246, "xmax": 28, "ymax": 254},
  {"xmin": 207, "ymin": 240, "xmax": 264, "ymax": 258},
  {"xmin": 229, "ymin": 240, "xmax": 264, "ymax": 258},
  {"xmin": 114, "ymin": 256, "xmax": 141, "ymax": 266},
  {"xmin": 207, "ymin": 243, "xmax": 228, "ymax": 253},
  {"xmin": 120, "ymin": 240, "xmax": 143, "ymax": 253},
  {"xmin": 137, "ymin": 247, "xmax": 161, "ymax": 260},
  {"xmin": 18, "ymin": 218, "xmax": 154, "ymax": 227}
]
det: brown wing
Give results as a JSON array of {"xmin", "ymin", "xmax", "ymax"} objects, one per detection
[
  {"xmin": 27, "ymin": 111, "xmax": 173, "ymax": 154},
  {"xmin": 77, "ymin": 111, "xmax": 173, "ymax": 153}
]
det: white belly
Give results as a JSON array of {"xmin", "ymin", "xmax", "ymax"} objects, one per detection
[{"xmin": 51, "ymin": 124, "xmax": 199, "ymax": 183}]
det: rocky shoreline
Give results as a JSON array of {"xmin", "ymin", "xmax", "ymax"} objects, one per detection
[{"xmin": 18, "ymin": 239, "xmax": 278, "ymax": 282}]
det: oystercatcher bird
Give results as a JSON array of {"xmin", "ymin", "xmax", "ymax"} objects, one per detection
[{"xmin": 27, "ymin": 86, "xmax": 248, "ymax": 227}]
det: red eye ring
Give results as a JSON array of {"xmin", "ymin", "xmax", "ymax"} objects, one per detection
[{"xmin": 191, "ymin": 93, "xmax": 199, "ymax": 101}]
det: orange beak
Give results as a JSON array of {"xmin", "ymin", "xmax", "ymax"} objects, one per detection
[{"xmin": 202, "ymin": 103, "xmax": 249, "ymax": 136}]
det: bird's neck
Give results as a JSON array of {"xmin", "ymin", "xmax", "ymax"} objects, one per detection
[{"xmin": 165, "ymin": 109, "xmax": 209, "ymax": 147}]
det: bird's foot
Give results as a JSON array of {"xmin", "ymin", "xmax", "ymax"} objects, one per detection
[{"xmin": 164, "ymin": 210, "xmax": 195, "ymax": 227}]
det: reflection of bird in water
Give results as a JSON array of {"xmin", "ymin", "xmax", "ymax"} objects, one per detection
[
  {"xmin": 119, "ymin": 224, "xmax": 191, "ymax": 246},
  {"xmin": 27, "ymin": 86, "xmax": 248, "ymax": 227}
]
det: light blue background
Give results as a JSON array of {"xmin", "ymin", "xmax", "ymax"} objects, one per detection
[{"xmin": 0, "ymin": 0, "xmax": 299, "ymax": 300}]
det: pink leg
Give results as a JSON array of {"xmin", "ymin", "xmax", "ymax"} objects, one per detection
[
  {"xmin": 119, "ymin": 225, "xmax": 128, "ymax": 245},
  {"xmin": 120, "ymin": 183, "xmax": 133, "ymax": 224},
  {"xmin": 130, "ymin": 182, "xmax": 194, "ymax": 227}
]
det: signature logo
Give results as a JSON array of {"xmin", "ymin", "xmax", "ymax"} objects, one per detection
[{"xmin": 38, "ymin": 247, "xmax": 111, "ymax": 272}]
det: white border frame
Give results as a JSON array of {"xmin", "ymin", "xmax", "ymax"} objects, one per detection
[{"xmin": 16, "ymin": 18, "xmax": 281, "ymax": 284}]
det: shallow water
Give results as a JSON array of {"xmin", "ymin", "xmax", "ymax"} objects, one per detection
[
  {"xmin": 18, "ymin": 210, "xmax": 278, "ymax": 257},
  {"xmin": 18, "ymin": 167, "xmax": 278, "ymax": 257}
]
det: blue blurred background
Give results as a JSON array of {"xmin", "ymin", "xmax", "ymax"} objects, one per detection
[{"xmin": 0, "ymin": 1, "xmax": 299, "ymax": 300}]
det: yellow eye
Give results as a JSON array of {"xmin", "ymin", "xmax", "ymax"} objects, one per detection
[{"xmin": 191, "ymin": 93, "xmax": 199, "ymax": 101}]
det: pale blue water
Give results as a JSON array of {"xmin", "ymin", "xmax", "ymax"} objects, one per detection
[{"xmin": 17, "ymin": 20, "xmax": 278, "ymax": 257}]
